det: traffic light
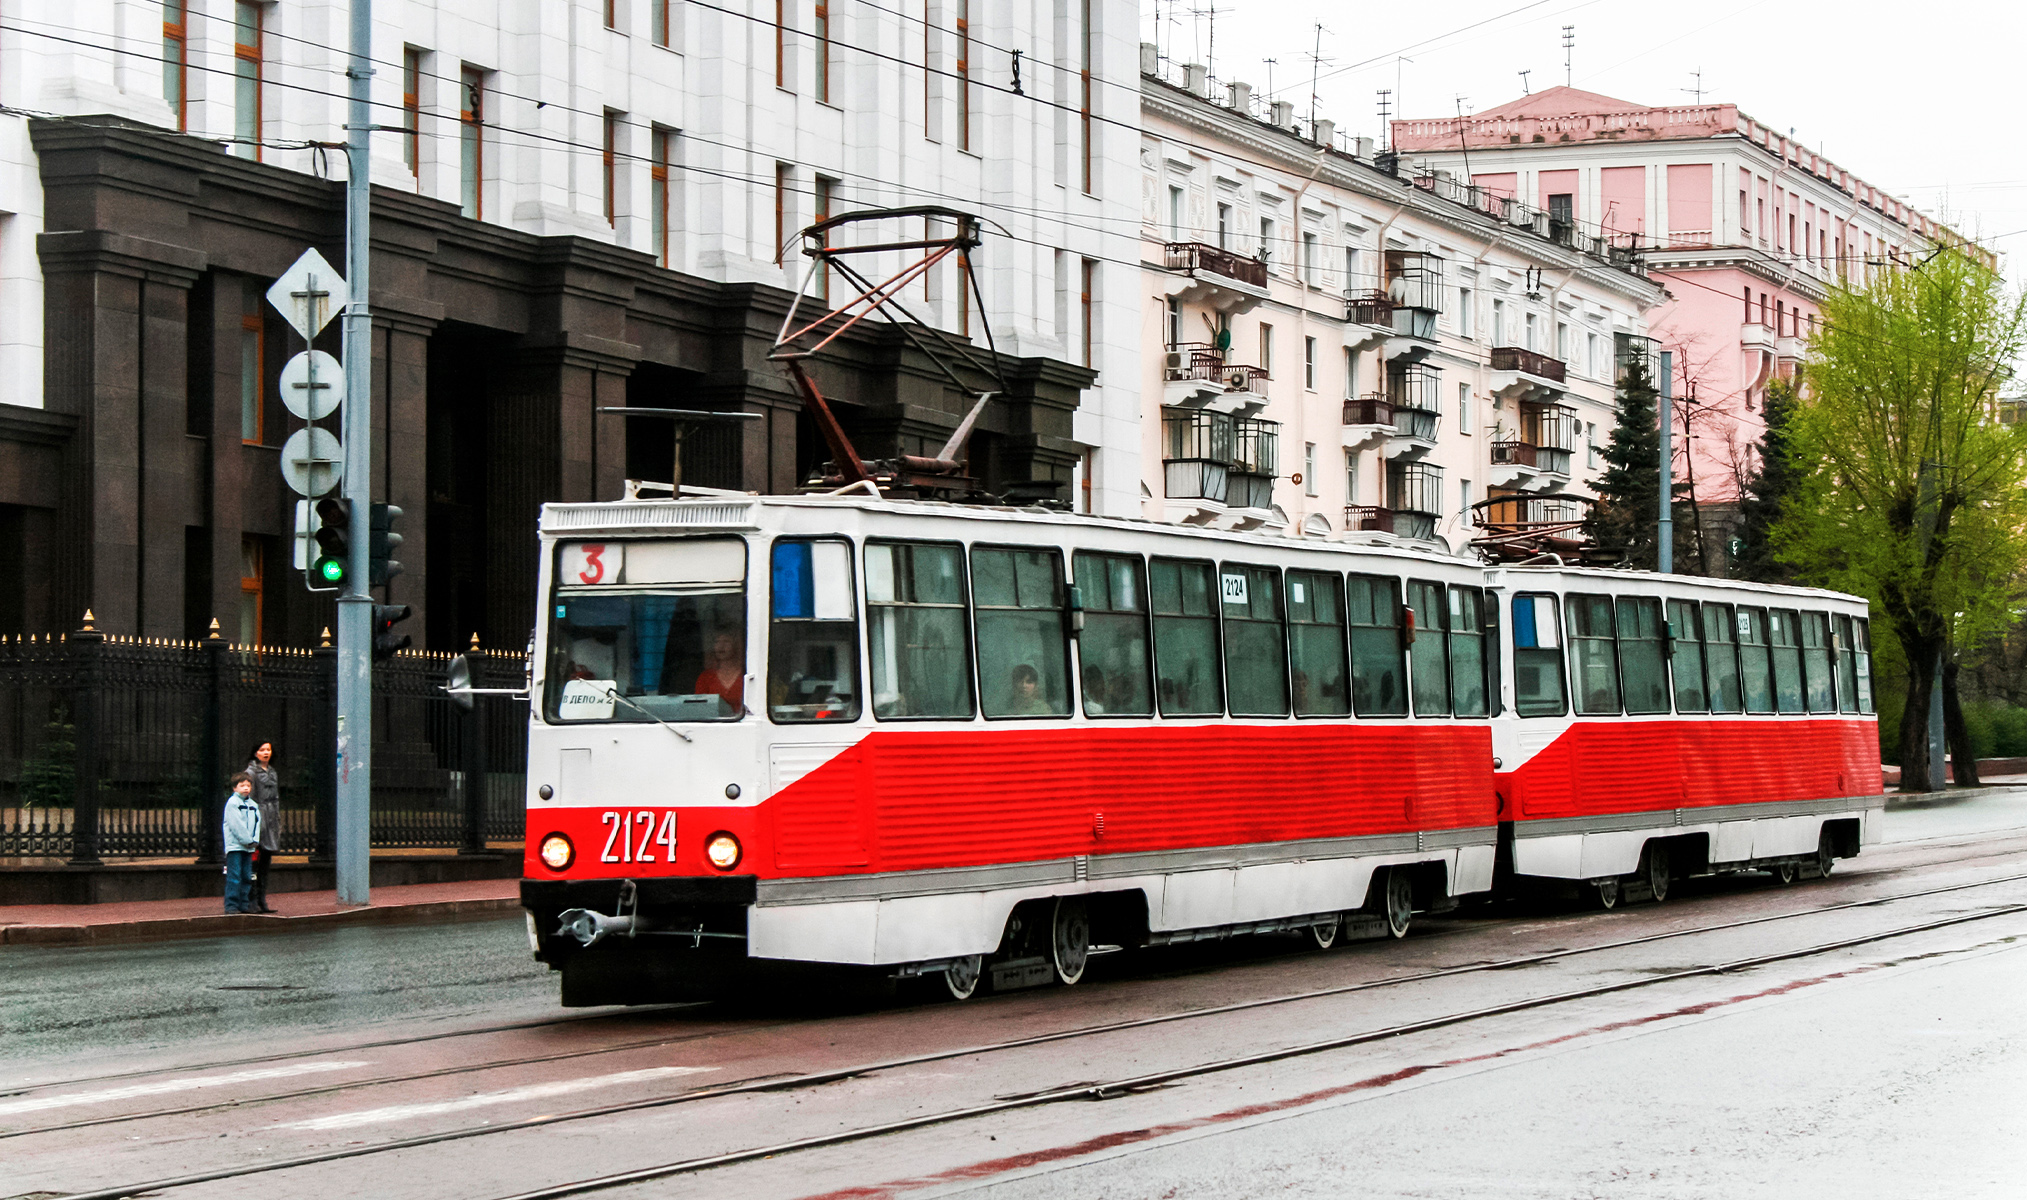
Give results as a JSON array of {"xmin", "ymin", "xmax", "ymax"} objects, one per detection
[
  {"xmin": 372, "ymin": 603, "xmax": 414, "ymax": 661},
  {"xmin": 311, "ymin": 497, "xmax": 352, "ymax": 586},
  {"xmin": 369, "ymin": 503, "xmax": 405, "ymax": 586}
]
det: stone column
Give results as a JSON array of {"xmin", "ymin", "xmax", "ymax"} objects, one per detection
[{"xmin": 374, "ymin": 301, "xmax": 441, "ymax": 644}]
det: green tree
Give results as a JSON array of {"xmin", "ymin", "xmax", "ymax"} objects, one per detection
[
  {"xmin": 1730, "ymin": 376, "xmax": 1803, "ymax": 584},
  {"xmin": 1583, "ymin": 359, "xmax": 1696, "ymax": 571},
  {"xmin": 1775, "ymin": 248, "xmax": 2027, "ymax": 790}
]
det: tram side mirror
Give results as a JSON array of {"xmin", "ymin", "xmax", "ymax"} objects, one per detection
[
  {"xmin": 446, "ymin": 654, "xmax": 476, "ymax": 711},
  {"xmin": 1066, "ymin": 584, "xmax": 1085, "ymax": 635}
]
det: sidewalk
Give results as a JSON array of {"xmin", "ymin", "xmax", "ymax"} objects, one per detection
[{"xmin": 0, "ymin": 876, "xmax": 524, "ymax": 947}]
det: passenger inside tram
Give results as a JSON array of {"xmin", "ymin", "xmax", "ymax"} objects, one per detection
[{"xmin": 1006, "ymin": 664, "xmax": 1051, "ymax": 715}]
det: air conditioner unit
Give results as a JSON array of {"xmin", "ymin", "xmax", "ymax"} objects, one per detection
[
  {"xmin": 1163, "ymin": 350, "xmax": 1189, "ymax": 374},
  {"xmin": 1227, "ymin": 371, "xmax": 1251, "ymax": 391}
]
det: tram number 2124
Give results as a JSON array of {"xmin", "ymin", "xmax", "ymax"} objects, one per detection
[{"xmin": 600, "ymin": 809, "xmax": 678, "ymax": 864}]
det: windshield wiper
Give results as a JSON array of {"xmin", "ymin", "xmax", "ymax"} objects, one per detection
[{"xmin": 600, "ymin": 685, "xmax": 695, "ymax": 743}]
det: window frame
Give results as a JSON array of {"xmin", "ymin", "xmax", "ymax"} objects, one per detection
[
  {"xmin": 1667, "ymin": 598, "xmax": 1708, "ymax": 714},
  {"xmin": 1149, "ymin": 555, "xmax": 1227, "ymax": 718},
  {"xmin": 766, "ymin": 537, "xmax": 864, "ymax": 725},
  {"xmin": 1285, "ymin": 567, "xmax": 1352, "ymax": 718},
  {"xmin": 1347, "ymin": 572, "xmax": 1409, "ymax": 718},
  {"xmin": 1218, "ymin": 560, "xmax": 1291, "ymax": 718},
  {"xmin": 1801, "ymin": 610, "xmax": 1837, "ymax": 713},
  {"xmin": 1406, "ymin": 578, "xmax": 1452, "ymax": 718},
  {"xmin": 1615, "ymin": 595, "xmax": 1672, "ymax": 715},
  {"xmin": 1446, "ymin": 585, "xmax": 1491, "ymax": 717},
  {"xmin": 970, "ymin": 543, "xmax": 1074, "ymax": 721},
  {"xmin": 163, "ymin": 1, "xmax": 189, "ymax": 131},
  {"xmin": 1566, "ymin": 593, "xmax": 1623, "ymax": 716},
  {"xmin": 1735, "ymin": 604, "xmax": 1776, "ymax": 714},
  {"xmin": 1072, "ymin": 550, "xmax": 1154, "ymax": 719},
  {"xmin": 1510, "ymin": 592, "xmax": 1568, "ymax": 718},
  {"xmin": 863, "ymin": 537, "xmax": 978, "ymax": 722},
  {"xmin": 1768, "ymin": 607, "xmax": 1806, "ymax": 713}
]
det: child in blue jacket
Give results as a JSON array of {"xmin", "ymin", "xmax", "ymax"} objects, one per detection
[{"xmin": 223, "ymin": 772, "xmax": 262, "ymax": 914}]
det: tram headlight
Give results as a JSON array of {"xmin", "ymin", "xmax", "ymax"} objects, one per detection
[
  {"xmin": 705, "ymin": 832, "xmax": 743, "ymax": 871},
  {"xmin": 538, "ymin": 832, "xmax": 575, "ymax": 871}
]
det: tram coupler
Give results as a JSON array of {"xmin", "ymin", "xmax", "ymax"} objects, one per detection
[{"xmin": 556, "ymin": 908, "xmax": 643, "ymax": 947}]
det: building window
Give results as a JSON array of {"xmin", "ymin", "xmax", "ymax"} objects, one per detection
[
  {"xmin": 1587, "ymin": 332, "xmax": 1600, "ymax": 377},
  {"xmin": 1304, "ymin": 336, "xmax": 1317, "ymax": 389},
  {"xmin": 240, "ymin": 279, "xmax": 264, "ymax": 444},
  {"xmin": 1304, "ymin": 442, "xmax": 1318, "ymax": 496},
  {"xmin": 814, "ymin": 175, "xmax": 836, "ymax": 303},
  {"xmin": 1079, "ymin": 0, "xmax": 1094, "ymax": 193},
  {"xmin": 776, "ymin": 0, "xmax": 788, "ymax": 89},
  {"xmin": 239, "ymin": 537, "xmax": 264, "ymax": 647},
  {"xmin": 1459, "ymin": 479, "xmax": 1472, "ymax": 522},
  {"xmin": 163, "ymin": 2, "xmax": 188, "ymax": 131},
  {"xmin": 1216, "ymin": 203, "xmax": 1232, "ymax": 250},
  {"xmin": 653, "ymin": 0, "xmax": 672, "ymax": 46},
  {"xmin": 1556, "ymin": 321, "xmax": 1569, "ymax": 361},
  {"xmin": 233, "ymin": 1, "xmax": 262, "ymax": 160},
  {"xmin": 1344, "ymin": 449, "xmax": 1358, "ymax": 503},
  {"xmin": 1164, "ymin": 297, "xmax": 1182, "ymax": 347},
  {"xmin": 1258, "ymin": 217, "xmax": 1273, "ymax": 266},
  {"xmin": 604, "ymin": 0, "xmax": 618, "ymax": 29},
  {"xmin": 1302, "ymin": 232, "xmax": 1319, "ymax": 285},
  {"xmin": 1258, "ymin": 323, "xmax": 1272, "ymax": 374},
  {"xmin": 956, "ymin": 0, "xmax": 973, "ymax": 151},
  {"xmin": 1080, "ymin": 258, "xmax": 1096, "ymax": 368},
  {"xmin": 1458, "ymin": 382, "xmax": 1471, "ymax": 433},
  {"xmin": 1457, "ymin": 287, "xmax": 1472, "ymax": 337},
  {"xmin": 1492, "ymin": 298, "xmax": 1505, "ymax": 344},
  {"xmin": 402, "ymin": 48, "xmax": 422, "ymax": 177},
  {"xmin": 1344, "ymin": 246, "xmax": 1361, "ymax": 294},
  {"xmin": 1343, "ymin": 347, "xmax": 1356, "ymax": 398},
  {"xmin": 1168, "ymin": 185, "xmax": 1185, "ymax": 240},
  {"xmin": 652, "ymin": 129, "xmax": 674, "ymax": 265},
  {"xmin": 460, "ymin": 67, "xmax": 485, "ymax": 219},
  {"xmin": 1524, "ymin": 311, "xmax": 1538, "ymax": 351},
  {"xmin": 603, "ymin": 111, "xmax": 621, "ymax": 227},
  {"xmin": 774, "ymin": 162, "xmax": 792, "ymax": 263},
  {"xmin": 814, "ymin": 2, "xmax": 831, "ymax": 103}
]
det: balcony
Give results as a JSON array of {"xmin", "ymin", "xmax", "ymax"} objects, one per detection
[
  {"xmin": 1740, "ymin": 323, "xmax": 1776, "ymax": 354},
  {"xmin": 1489, "ymin": 401, "xmax": 1577, "ymax": 490},
  {"xmin": 1489, "ymin": 345, "xmax": 1567, "ymax": 403},
  {"xmin": 1341, "ymin": 393, "xmax": 1394, "ymax": 452},
  {"xmin": 1161, "ymin": 407, "xmax": 1279, "ymax": 525},
  {"xmin": 1163, "ymin": 242, "xmax": 1271, "ymax": 315},
  {"xmin": 1161, "ymin": 342, "xmax": 1270, "ymax": 410},
  {"xmin": 1382, "ymin": 459, "xmax": 1444, "ymax": 542},
  {"xmin": 1382, "ymin": 362, "xmax": 1442, "ymax": 458},
  {"xmin": 1344, "ymin": 505, "xmax": 1399, "ymax": 535}
]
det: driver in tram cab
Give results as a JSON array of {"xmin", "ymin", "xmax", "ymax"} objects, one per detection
[
  {"xmin": 693, "ymin": 629, "xmax": 746, "ymax": 712},
  {"xmin": 1008, "ymin": 663, "xmax": 1051, "ymax": 715}
]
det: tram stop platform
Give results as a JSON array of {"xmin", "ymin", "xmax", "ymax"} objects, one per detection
[{"xmin": 0, "ymin": 876, "xmax": 523, "ymax": 946}]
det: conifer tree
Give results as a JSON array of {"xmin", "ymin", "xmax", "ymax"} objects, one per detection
[
  {"xmin": 1730, "ymin": 376, "xmax": 1801, "ymax": 583},
  {"xmin": 1582, "ymin": 359, "xmax": 1691, "ymax": 570}
]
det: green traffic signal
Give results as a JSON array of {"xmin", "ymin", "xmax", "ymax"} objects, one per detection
[{"xmin": 316, "ymin": 556, "xmax": 346, "ymax": 583}]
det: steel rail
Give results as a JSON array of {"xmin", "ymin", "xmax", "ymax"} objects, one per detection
[{"xmin": 42, "ymin": 870, "xmax": 2027, "ymax": 1200}]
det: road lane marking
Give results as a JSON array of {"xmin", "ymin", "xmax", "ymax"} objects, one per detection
[
  {"xmin": 0, "ymin": 1062, "xmax": 371, "ymax": 1118},
  {"xmin": 276, "ymin": 1067, "xmax": 716, "ymax": 1131}
]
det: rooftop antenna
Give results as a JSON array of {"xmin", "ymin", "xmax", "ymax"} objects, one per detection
[
  {"xmin": 1518, "ymin": 68, "xmax": 1531, "ymax": 95},
  {"xmin": 1304, "ymin": 23, "xmax": 1333, "ymax": 128},
  {"xmin": 1186, "ymin": 0, "xmax": 1225, "ymax": 78},
  {"xmin": 1561, "ymin": 25, "xmax": 1575, "ymax": 87},
  {"xmin": 1681, "ymin": 67, "xmax": 1705, "ymax": 104},
  {"xmin": 1264, "ymin": 56, "xmax": 1278, "ymax": 100},
  {"xmin": 1376, "ymin": 88, "xmax": 1393, "ymax": 149},
  {"xmin": 1454, "ymin": 95, "xmax": 1473, "ymax": 180}
]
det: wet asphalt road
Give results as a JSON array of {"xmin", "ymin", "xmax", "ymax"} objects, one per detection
[{"xmin": 6, "ymin": 791, "xmax": 2027, "ymax": 1200}]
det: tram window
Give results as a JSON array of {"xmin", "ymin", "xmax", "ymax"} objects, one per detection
[
  {"xmin": 1667, "ymin": 599, "xmax": 1707, "ymax": 713},
  {"xmin": 767, "ymin": 540, "xmax": 861, "ymax": 723},
  {"xmin": 865, "ymin": 540, "xmax": 975, "ymax": 720},
  {"xmin": 1510, "ymin": 593, "xmax": 1566, "ymax": 717},
  {"xmin": 1150, "ymin": 557, "xmax": 1224, "ymax": 716},
  {"xmin": 546, "ymin": 537, "xmax": 747, "ymax": 724},
  {"xmin": 1801, "ymin": 611, "xmax": 1836, "ymax": 712},
  {"xmin": 1448, "ymin": 587, "xmax": 1490, "ymax": 717},
  {"xmin": 1736, "ymin": 606, "xmax": 1775, "ymax": 714},
  {"xmin": 1836, "ymin": 615, "xmax": 1861, "ymax": 712},
  {"xmin": 1347, "ymin": 574, "xmax": 1407, "ymax": 716},
  {"xmin": 1286, "ymin": 569, "xmax": 1350, "ymax": 716},
  {"xmin": 1769, "ymin": 609, "xmax": 1805, "ymax": 713},
  {"xmin": 1702, "ymin": 602, "xmax": 1743, "ymax": 714},
  {"xmin": 1567, "ymin": 595, "xmax": 1621, "ymax": 715},
  {"xmin": 1221, "ymin": 563, "xmax": 1290, "ymax": 717},
  {"xmin": 1617, "ymin": 597, "xmax": 1671, "ymax": 715},
  {"xmin": 1407, "ymin": 580, "xmax": 1450, "ymax": 717},
  {"xmin": 1074, "ymin": 552, "xmax": 1153, "ymax": 716},
  {"xmin": 973, "ymin": 546, "xmax": 1072, "ymax": 719},
  {"xmin": 1854, "ymin": 618, "xmax": 1874, "ymax": 713}
]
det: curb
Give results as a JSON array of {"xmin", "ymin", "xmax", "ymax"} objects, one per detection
[{"xmin": 0, "ymin": 896, "xmax": 524, "ymax": 947}]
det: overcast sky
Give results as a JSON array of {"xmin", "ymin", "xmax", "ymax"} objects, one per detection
[{"xmin": 1141, "ymin": 0, "xmax": 2027, "ymax": 285}]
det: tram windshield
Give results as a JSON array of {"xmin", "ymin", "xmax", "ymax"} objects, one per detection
[{"xmin": 545, "ymin": 538, "xmax": 748, "ymax": 723}]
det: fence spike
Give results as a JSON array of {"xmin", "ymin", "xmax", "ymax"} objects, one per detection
[
  {"xmin": 320, "ymin": 627, "xmax": 333, "ymax": 648},
  {"xmin": 80, "ymin": 609, "xmax": 96, "ymax": 632},
  {"xmin": 470, "ymin": 632, "xmax": 482, "ymax": 652}
]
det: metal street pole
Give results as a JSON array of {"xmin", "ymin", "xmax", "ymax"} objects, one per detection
[
  {"xmin": 336, "ymin": 0, "xmax": 374, "ymax": 905},
  {"xmin": 1656, "ymin": 348, "xmax": 1674, "ymax": 574}
]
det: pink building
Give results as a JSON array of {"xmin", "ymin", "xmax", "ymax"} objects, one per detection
[{"xmin": 1394, "ymin": 87, "xmax": 1983, "ymax": 555}]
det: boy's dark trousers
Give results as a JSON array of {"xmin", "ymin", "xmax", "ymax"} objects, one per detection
[
  {"xmin": 249, "ymin": 847, "xmax": 271, "ymax": 912},
  {"xmin": 224, "ymin": 851, "xmax": 255, "ymax": 913}
]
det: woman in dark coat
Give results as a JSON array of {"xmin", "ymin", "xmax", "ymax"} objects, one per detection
[{"xmin": 245, "ymin": 742, "xmax": 281, "ymax": 914}]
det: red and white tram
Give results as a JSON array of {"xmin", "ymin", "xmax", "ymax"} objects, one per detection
[{"xmin": 516, "ymin": 496, "xmax": 1881, "ymax": 1005}]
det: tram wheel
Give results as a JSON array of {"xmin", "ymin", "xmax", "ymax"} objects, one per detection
[
  {"xmin": 1769, "ymin": 860, "xmax": 1799, "ymax": 886},
  {"xmin": 1814, "ymin": 832, "xmax": 1836, "ymax": 880},
  {"xmin": 1307, "ymin": 917, "xmax": 1341, "ymax": 950},
  {"xmin": 1593, "ymin": 877, "xmax": 1622, "ymax": 910},
  {"xmin": 1643, "ymin": 843, "xmax": 1672, "ymax": 904},
  {"xmin": 1383, "ymin": 869, "xmax": 1415, "ymax": 939},
  {"xmin": 1052, "ymin": 897, "xmax": 1090, "ymax": 986},
  {"xmin": 942, "ymin": 954, "xmax": 983, "ymax": 1001}
]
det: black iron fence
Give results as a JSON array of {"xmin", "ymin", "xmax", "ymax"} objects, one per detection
[{"xmin": 0, "ymin": 622, "xmax": 528, "ymax": 862}]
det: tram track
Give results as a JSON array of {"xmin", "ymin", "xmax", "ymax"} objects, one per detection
[
  {"xmin": 14, "ymin": 830, "xmax": 2024, "ymax": 1106},
  {"xmin": 36, "ymin": 868, "xmax": 2027, "ymax": 1199}
]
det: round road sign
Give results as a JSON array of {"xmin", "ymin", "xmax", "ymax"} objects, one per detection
[
  {"xmin": 280, "ymin": 350, "xmax": 344, "ymax": 420},
  {"xmin": 280, "ymin": 427, "xmax": 345, "ymax": 497}
]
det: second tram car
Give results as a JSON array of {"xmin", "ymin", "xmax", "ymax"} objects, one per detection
[{"xmin": 516, "ymin": 496, "xmax": 1882, "ymax": 1005}]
